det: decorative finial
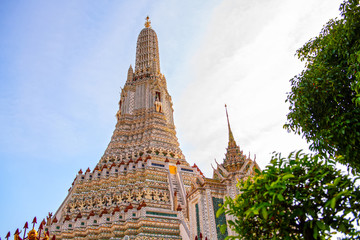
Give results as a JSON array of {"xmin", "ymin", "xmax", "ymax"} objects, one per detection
[
  {"xmin": 225, "ymin": 104, "xmax": 235, "ymax": 144},
  {"xmin": 145, "ymin": 16, "xmax": 151, "ymax": 28}
]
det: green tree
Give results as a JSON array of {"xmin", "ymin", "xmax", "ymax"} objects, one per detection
[
  {"xmin": 284, "ymin": 0, "xmax": 360, "ymax": 173},
  {"xmin": 218, "ymin": 151, "xmax": 360, "ymax": 240}
]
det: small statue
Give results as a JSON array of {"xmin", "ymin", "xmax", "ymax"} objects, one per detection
[
  {"xmin": 116, "ymin": 194, "xmax": 123, "ymax": 204},
  {"xmin": 98, "ymin": 197, "xmax": 105, "ymax": 207},
  {"xmin": 42, "ymin": 231, "xmax": 49, "ymax": 240},
  {"xmin": 46, "ymin": 212, "xmax": 53, "ymax": 225},
  {"xmin": 126, "ymin": 192, "xmax": 133, "ymax": 202},
  {"xmin": 69, "ymin": 202, "xmax": 76, "ymax": 213},
  {"xmin": 14, "ymin": 230, "xmax": 22, "ymax": 240},
  {"xmin": 108, "ymin": 195, "xmax": 114, "ymax": 205},
  {"xmin": 136, "ymin": 191, "xmax": 143, "ymax": 201},
  {"xmin": 154, "ymin": 95, "xmax": 162, "ymax": 112},
  {"xmin": 144, "ymin": 189, "xmax": 152, "ymax": 200},
  {"xmin": 116, "ymin": 109, "xmax": 121, "ymax": 121},
  {"xmin": 86, "ymin": 198, "xmax": 93, "ymax": 209},
  {"xmin": 27, "ymin": 229, "xmax": 38, "ymax": 240},
  {"xmin": 162, "ymin": 192, "xmax": 169, "ymax": 202},
  {"xmin": 153, "ymin": 190, "xmax": 160, "ymax": 201},
  {"xmin": 93, "ymin": 197, "xmax": 101, "ymax": 208},
  {"xmin": 78, "ymin": 201, "xmax": 85, "ymax": 210}
]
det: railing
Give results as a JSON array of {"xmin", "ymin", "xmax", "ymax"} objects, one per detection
[{"xmin": 178, "ymin": 210, "xmax": 190, "ymax": 238}]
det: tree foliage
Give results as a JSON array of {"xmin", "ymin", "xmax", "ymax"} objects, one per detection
[
  {"xmin": 218, "ymin": 151, "xmax": 360, "ymax": 240},
  {"xmin": 284, "ymin": 0, "xmax": 360, "ymax": 173}
]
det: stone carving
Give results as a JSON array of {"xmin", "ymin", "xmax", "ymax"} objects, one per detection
[
  {"xmin": 144, "ymin": 189, "xmax": 152, "ymax": 200},
  {"xmin": 153, "ymin": 190, "xmax": 160, "ymax": 201},
  {"xmin": 116, "ymin": 194, "xmax": 123, "ymax": 205},
  {"xmin": 85, "ymin": 198, "xmax": 93, "ymax": 209},
  {"xmin": 136, "ymin": 190, "xmax": 143, "ymax": 201},
  {"xmin": 116, "ymin": 109, "xmax": 121, "ymax": 121},
  {"xmin": 78, "ymin": 200, "xmax": 85, "ymax": 210},
  {"xmin": 69, "ymin": 202, "xmax": 76, "ymax": 213},
  {"xmin": 103, "ymin": 195, "xmax": 110, "ymax": 206},
  {"xmin": 125, "ymin": 192, "xmax": 133, "ymax": 202},
  {"xmin": 94, "ymin": 197, "xmax": 101, "ymax": 208},
  {"xmin": 162, "ymin": 192, "xmax": 169, "ymax": 202}
]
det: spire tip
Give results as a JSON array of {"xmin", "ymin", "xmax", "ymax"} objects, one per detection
[
  {"xmin": 145, "ymin": 16, "xmax": 151, "ymax": 28},
  {"xmin": 225, "ymin": 104, "xmax": 235, "ymax": 144}
]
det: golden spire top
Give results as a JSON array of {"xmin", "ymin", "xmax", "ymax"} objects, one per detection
[
  {"xmin": 145, "ymin": 16, "xmax": 151, "ymax": 28},
  {"xmin": 225, "ymin": 104, "xmax": 235, "ymax": 145}
]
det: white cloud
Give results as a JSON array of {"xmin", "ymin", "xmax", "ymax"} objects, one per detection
[{"xmin": 176, "ymin": 0, "xmax": 342, "ymax": 176}]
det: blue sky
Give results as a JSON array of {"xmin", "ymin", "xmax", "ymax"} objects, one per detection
[{"xmin": 0, "ymin": 0, "xmax": 342, "ymax": 235}]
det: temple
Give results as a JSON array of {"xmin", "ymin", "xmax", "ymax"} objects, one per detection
[{"xmin": 47, "ymin": 17, "xmax": 260, "ymax": 240}]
